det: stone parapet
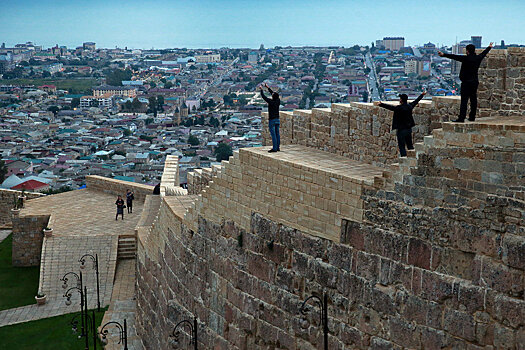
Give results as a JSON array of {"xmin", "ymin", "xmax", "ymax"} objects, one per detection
[
  {"xmin": 0, "ymin": 189, "xmax": 44, "ymax": 228},
  {"xmin": 160, "ymin": 155, "xmax": 186, "ymax": 196},
  {"xmin": 11, "ymin": 212, "xmax": 49, "ymax": 266},
  {"xmin": 85, "ymin": 175, "xmax": 154, "ymax": 201}
]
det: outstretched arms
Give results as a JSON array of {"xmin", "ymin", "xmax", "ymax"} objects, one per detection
[
  {"xmin": 258, "ymin": 84, "xmax": 271, "ymax": 103},
  {"xmin": 438, "ymin": 50, "xmax": 466, "ymax": 62},
  {"xmin": 409, "ymin": 91, "xmax": 427, "ymax": 108},
  {"xmin": 479, "ymin": 42, "xmax": 494, "ymax": 59},
  {"xmin": 374, "ymin": 101, "xmax": 396, "ymax": 111}
]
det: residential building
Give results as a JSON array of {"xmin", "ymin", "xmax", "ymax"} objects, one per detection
[
  {"xmin": 383, "ymin": 37, "xmax": 405, "ymax": 51},
  {"xmin": 195, "ymin": 54, "xmax": 221, "ymax": 63},
  {"xmin": 93, "ymin": 85, "xmax": 137, "ymax": 98},
  {"xmin": 471, "ymin": 36, "xmax": 482, "ymax": 48},
  {"xmin": 83, "ymin": 42, "xmax": 96, "ymax": 51}
]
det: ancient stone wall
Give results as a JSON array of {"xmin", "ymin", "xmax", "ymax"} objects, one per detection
[
  {"xmin": 85, "ymin": 175, "xmax": 154, "ymax": 201},
  {"xmin": 262, "ymin": 98, "xmax": 461, "ymax": 168},
  {"xmin": 478, "ymin": 47, "xmax": 525, "ymax": 117},
  {"xmin": 0, "ymin": 189, "xmax": 44, "ymax": 228},
  {"xmin": 136, "ymin": 118, "xmax": 524, "ymax": 348},
  {"xmin": 11, "ymin": 213, "xmax": 50, "ymax": 266}
]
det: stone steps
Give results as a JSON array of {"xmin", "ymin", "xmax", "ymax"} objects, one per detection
[{"xmin": 117, "ymin": 235, "xmax": 136, "ymax": 259}]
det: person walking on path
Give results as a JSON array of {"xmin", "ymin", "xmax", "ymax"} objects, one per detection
[
  {"xmin": 126, "ymin": 189, "xmax": 134, "ymax": 214},
  {"xmin": 115, "ymin": 195, "xmax": 125, "ymax": 220},
  {"xmin": 259, "ymin": 83, "xmax": 280, "ymax": 153},
  {"xmin": 374, "ymin": 91, "xmax": 426, "ymax": 157},
  {"xmin": 438, "ymin": 42, "xmax": 493, "ymax": 122}
]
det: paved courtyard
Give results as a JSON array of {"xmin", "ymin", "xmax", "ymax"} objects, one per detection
[{"xmin": 0, "ymin": 189, "xmax": 143, "ymax": 327}]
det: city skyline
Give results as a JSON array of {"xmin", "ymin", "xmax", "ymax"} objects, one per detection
[{"xmin": 1, "ymin": 0, "xmax": 524, "ymax": 49}]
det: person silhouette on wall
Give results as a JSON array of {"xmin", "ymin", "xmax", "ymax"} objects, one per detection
[
  {"xmin": 126, "ymin": 189, "xmax": 134, "ymax": 214},
  {"xmin": 259, "ymin": 83, "xmax": 280, "ymax": 153},
  {"xmin": 374, "ymin": 91, "xmax": 426, "ymax": 157},
  {"xmin": 115, "ymin": 195, "xmax": 125, "ymax": 220},
  {"xmin": 438, "ymin": 42, "xmax": 493, "ymax": 122}
]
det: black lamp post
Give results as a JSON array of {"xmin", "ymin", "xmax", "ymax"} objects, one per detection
[
  {"xmin": 62, "ymin": 271, "xmax": 85, "ymax": 337},
  {"xmin": 99, "ymin": 320, "xmax": 128, "ymax": 350},
  {"xmin": 299, "ymin": 293, "xmax": 329, "ymax": 350},
  {"xmin": 71, "ymin": 308, "xmax": 97, "ymax": 350},
  {"xmin": 64, "ymin": 283, "xmax": 90, "ymax": 350},
  {"xmin": 171, "ymin": 317, "xmax": 198, "ymax": 350},
  {"xmin": 79, "ymin": 253, "xmax": 101, "ymax": 311}
]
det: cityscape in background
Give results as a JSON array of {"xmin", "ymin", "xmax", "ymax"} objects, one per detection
[{"xmin": 0, "ymin": 35, "xmax": 520, "ymax": 191}]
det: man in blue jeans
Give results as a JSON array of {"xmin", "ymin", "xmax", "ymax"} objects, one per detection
[
  {"xmin": 260, "ymin": 83, "xmax": 280, "ymax": 152},
  {"xmin": 374, "ymin": 91, "xmax": 426, "ymax": 157}
]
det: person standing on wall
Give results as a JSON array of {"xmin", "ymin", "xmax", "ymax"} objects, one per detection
[
  {"xmin": 438, "ymin": 42, "xmax": 493, "ymax": 122},
  {"xmin": 374, "ymin": 91, "xmax": 426, "ymax": 157},
  {"xmin": 126, "ymin": 189, "xmax": 134, "ymax": 214},
  {"xmin": 259, "ymin": 83, "xmax": 281, "ymax": 153},
  {"xmin": 115, "ymin": 195, "xmax": 125, "ymax": 220}
]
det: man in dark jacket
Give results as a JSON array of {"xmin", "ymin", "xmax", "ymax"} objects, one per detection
[
  {"xmin": 438, "ymin": 42, "xmax": 493, "ymax": 122},
  {"xmin": 259, "ymin": 83, "xmax": 280, "ymax": 152},
  {"xmin": 374, "ymin": 91, "xmax": 426, "ymax": 157}
]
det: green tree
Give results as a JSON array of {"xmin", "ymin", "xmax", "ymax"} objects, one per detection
[
  {"xmin": 132, "ymin": 97, "xmax": 142, "ymax": 112},
  {"xmin": 364, "ymin": 67, "xmax": 371, "ymax": 74},
  {"xmin": 0, "ymin": 160, "xmax": 7, "ymax": 183},
  {"xmin": 42, "ymin": 70, "xmax": 51, "ymax": 78},
  {"xmin": 123, "ymin": 100, "xmax": 133, "ymax": 111},
  {"xmin": 105, "ymin": 68, "xmax": 132, "ymax": 86},
  {"xmin": 156, "ymin": 96, "xmax": 164, "ymax": 112},
  {"xmin": 214, "ymin": 142, "xmax": 233, "ymax": 162},
  {"xmin": 164, "ymin": 81, "xmax": 173, "ymax": 89},
  {"xmin": 123, "ymin": 129, "xmax": 132, "ymax": 136},
  {"xmin": 187, "ymin": 135, "xmax": 200, "ymax": 146},
  {"xmin": 148, "ymin": 96, "xmax": 157, "ymax": 117},
  {"xmin": 71, "ymin": 98, "xmax": 80, "ymax": 108},
  {"xmin": 47, "ymin": 105, "xmax": 60, "ymax": 118},
  {"xmin": 376, "ymin": 66, "xmax": 382, "ymax": 74}
]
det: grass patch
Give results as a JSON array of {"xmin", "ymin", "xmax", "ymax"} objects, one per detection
[
  {"xmin": 0, "ymin": 234, "xmax": 40, "ymax": 311},
  {"xmin": 0, "ymin": 78, "xmax": 98, "ymax": 94},
  {"xmin": 0, "ymin": 308, "xmax": 107, "ymax": 350}
]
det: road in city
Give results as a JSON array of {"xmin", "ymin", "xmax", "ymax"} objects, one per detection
[{"xmin": 365, "ymin": 52, "xmax": 381, "ymax": 101}]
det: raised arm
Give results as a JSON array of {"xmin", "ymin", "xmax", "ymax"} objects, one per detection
[
  {"xmin": 374, "ymin": 101, "xmax": 396, "ymax": 111},
  {"xmin": 409, "ymin": 91, "xmax": 426, "ymax": 108},
  {"xmin": 479, "ymin": 43, "xmax": 493, "ymax": 59},
  {"xmin": 260, "ymin": 89, "xmax": 271, "ymax": 103},
  {"xmin": 440, "ymin": 52, "xmax": 466, "ymax": 62}
]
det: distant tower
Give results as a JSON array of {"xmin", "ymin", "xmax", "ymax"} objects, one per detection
[
  {"xmin": 1, "ymin": 43, "xmax": 5, "ymax": 49},
  {"xmin": 328, "ymin": 51, "xmax": 336, "ymax": 64},
  {"xmin": 259, "ymin": 44, "xmax": 265, "ymax": 51},
  {"xmin": 501, "ymin": 40, "xmax": 506, "ymax": 48},
  {"xmin": 173, "ymin": 107, "xmax": 181, "ymax": 125},
  {"xmin": 471, "ymin": 36, "xmax": 482, "ymax": 48}
]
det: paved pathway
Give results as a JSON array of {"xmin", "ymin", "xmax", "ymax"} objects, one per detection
[
  {"xmin": 0, "ymin": 230, "xmax": 10, "ymax": 244},
  {"xmin": 101, "ymin": 259, "xmax": 144, "ymax": 350},
  {"xmin": 0, "ymin": 189, "xmax": 143, "ymax": 328}
]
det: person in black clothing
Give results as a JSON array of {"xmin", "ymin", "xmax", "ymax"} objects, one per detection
[
  {"xmin": 374, "ymin": 91, "xmax": 426, "ymax": 157},
  {"xmin": 438, "ymin": 42, "xmax": 493, "ymax": 122},
  {"xmin": 126, "ymin": 189, "xmax": 134, "ymax": 214},
  {"xmin": 259, "ymin": 83, "xmax": 280, "ymax": 152},
  {"xmin": 115, "ymin": 195, "xmax": 125, "ymax": 220},
  {"xmin": 153, "ymin": 183, "xmax": 160, "ymax": 195}
]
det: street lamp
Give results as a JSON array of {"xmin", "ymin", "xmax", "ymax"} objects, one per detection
[
  {"xmin": 79, "ymin": 253, "xmax": 101, "ymax": 311},
  {"xmin": 171, "ymin": 317, "xmax": 198, "ymax": 350},
  {"xmin": 299, "ymin": 292, "xmax": 329, "ymax": 350},
  {"xmin": 99, "ymin": 320, "xmax": 128, "ymax": 350},
  {"xmin": 64, "ymin": 284, "xmax": 90, "ymax": 350},
  {"xmin": 71, "ymin": 309, "xmax": 98, "ymax": 350},
  {"xmin": 60, "ymin": 271, "xmax": 81, "ymax": 290}
]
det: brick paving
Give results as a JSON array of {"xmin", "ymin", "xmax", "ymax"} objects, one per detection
[
  {"xmin": 0, "ymin": 229, "xmax": 10, "ymax": 244},
  {"xmin": 0, "ymin": 189, "xmax": 143, "ymax": 327},
  {"xmin": 101, "ymin": 259, "xmax": 144, "ymax": 350}
]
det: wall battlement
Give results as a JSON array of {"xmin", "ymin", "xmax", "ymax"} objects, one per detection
[{"xmin": 134, "ymin": 47, "xmax": 523, "ymax": 349}]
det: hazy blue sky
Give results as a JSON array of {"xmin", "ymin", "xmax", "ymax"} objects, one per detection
[{"xmin": 1, "ymin": 0, "xmax": 524, "ymax": 49}]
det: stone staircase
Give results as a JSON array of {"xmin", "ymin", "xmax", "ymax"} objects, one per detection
[{"xmin": 117, "ymin": 235, "xmax": 137, "ymax": 259}]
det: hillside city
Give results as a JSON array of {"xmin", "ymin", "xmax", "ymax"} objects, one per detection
[{"xmin": 0, "ymin": 36, "xmax": 515, "ymax": 192}]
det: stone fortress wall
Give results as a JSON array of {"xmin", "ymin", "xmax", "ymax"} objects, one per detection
[
  {"xmin": 262, "ymin": 48, "xmax": 525, "ymax": 168},
  {"xmin": 134, "ymin": 48, "xmax": 525, "ymax": 349},
  {"xmin": 0, "ymin": 189, "xmax": 44, "ymax": 228}
]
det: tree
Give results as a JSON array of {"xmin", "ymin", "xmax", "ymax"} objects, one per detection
[
  {"xmin": 123, "ymin": 101, "xmax": 133, "ymax": 111},
  {"xmin": 187, "ymin": 135, "xmax": 200, "ymax": 146},
  {"xmin": 123, "ymin": 129, "xmax": 132, "ymax": 136},
  {"xmin": 71, "ymin": 98, "xmax": 80, "ymax": 108},
  {"xmin": 376, "ymin": 66, "xmax": 382, "ymax": 74},
  {"xmin": 145, "ymin": 118, "xmax": 154, "ymax": 125},
  {"xmin": 364, "ymin": 67, "xmax": 371, "ymax": 74},
  {"xmin": 148, "ymin": 96, "xmax": 158, "ymax": 117},
  {"xmin": 105, "ymin": 68, "xmax": 132, "ymax": 86},
  {"xmin": 132, "ymin": 97, "xmax": 142, "ymax": 112},
  {"xmin": 361, "ymin": 91, "xmax": 369, "ymax": 102},
  {"xmin": 214, "ymin": 142, "xmax": 233, "ymax": 162},
  {"xmin": 164, "ymin": 81, "xmax": 173, "ymax": 89},
  {"xmin": 0, "ymin": 160, "xmax": 7, "ymax": 183},
  {"xmin": 156, "ymin": 95, "xmax": 164, "ymax": 112},
  {"xmin": 48, "ymin": 105, "xmax": 60, "ymax": 118},
  {"xmin": 42, "ymin": 70, "xmax": 51, "ymax": 78}
]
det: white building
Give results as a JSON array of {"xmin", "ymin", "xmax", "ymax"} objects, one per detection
[
  {"xmin": 195, "ymin": 54, "xmax": 221, "ymax": 63},
  {"xmin": 383, "ymin": 37, "xmax": 405, "ymax": 51}
]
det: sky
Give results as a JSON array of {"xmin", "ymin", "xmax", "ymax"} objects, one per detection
[{"xmin": 1, "ymin": 0, "xmax": 524, "ymax": 49}]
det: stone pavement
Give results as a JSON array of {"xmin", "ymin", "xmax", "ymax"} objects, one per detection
[
  {"xmin": 100, "ymin": 259, "xmax": 144, "ymax": 350},
  {"xmin": 0, "ymin": 230, "xmax": 10, "ymax": 244},
  {"xmin": 0, "ymin": 189, "xmax": 143, "ymax": 328}
]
